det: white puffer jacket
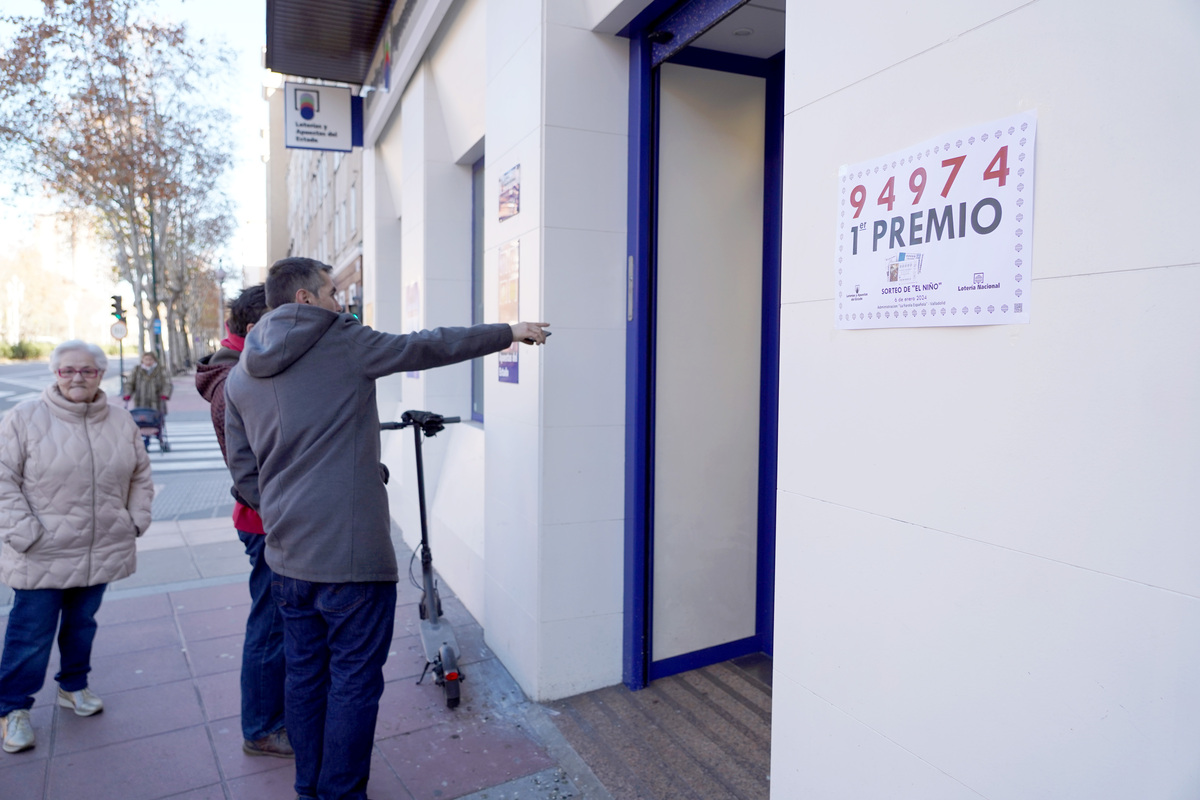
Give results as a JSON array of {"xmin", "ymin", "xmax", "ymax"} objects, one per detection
[{"xmin": 0, "ymin": 385, "xmax": 154, "ymax": 590}]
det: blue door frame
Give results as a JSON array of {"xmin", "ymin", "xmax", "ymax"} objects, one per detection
[{"xmin": 622, "ymin": 2, "xmax": 784, "ymax": 691}]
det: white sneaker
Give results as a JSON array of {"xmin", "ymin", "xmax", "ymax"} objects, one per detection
[
  {"xmin": 1, "ymin": 709, "xmax": 34, "ymax": 753},
  {"xmin": 57, "ymin": 687, "xmax": 104, "ymax": 717}
]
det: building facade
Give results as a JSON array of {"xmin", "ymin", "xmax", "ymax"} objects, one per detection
[
  {"xmin": 267, "ymin": 1, "xmax": 1200, "ymax": 796},
  {"xmin": 266, "ymin": 85, "xmax": 365, "ymax": 312}
]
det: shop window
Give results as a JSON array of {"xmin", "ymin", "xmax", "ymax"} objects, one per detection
[{"xmin": 471, "ymin": 157, "xmax": 485, "ymax": 422}]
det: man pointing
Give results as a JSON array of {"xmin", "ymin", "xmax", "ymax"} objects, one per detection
[{"xmin": 224, "ymin": 257, "xmax": 549, "ymax": 800}]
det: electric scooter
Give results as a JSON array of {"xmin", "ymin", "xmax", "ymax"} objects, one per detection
[{"xmin": 381, "ymin": 410, "xmax": 464, "ymax": 709}]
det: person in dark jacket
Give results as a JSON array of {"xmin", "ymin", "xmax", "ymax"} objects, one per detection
[
  {"xmin": 224, "ymin": 257, "xmax": 549, "ymax": 800},
  {"xmin": 194, "ymin": 284, "xmax": 291, "ymax": 759},
  {"xmin": 123, "ymin": 352, "xmax": 173, "ymax": 450}
]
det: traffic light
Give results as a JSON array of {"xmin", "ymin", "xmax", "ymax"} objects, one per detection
[{"xmin": 111, "ymin": 295, "xmax": 124, "ymax": 320}]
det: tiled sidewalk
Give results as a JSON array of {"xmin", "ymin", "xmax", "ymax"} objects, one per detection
[{"xmin": 0, "ymin": 577, "xmax": 592, "ymax": 800}]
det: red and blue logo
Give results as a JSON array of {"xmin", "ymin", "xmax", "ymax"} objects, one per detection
[{"xmin": 296, "ymin": 90, "xmax": 319, "ymax": 120}]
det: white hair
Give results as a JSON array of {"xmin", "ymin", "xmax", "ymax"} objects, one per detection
[{"xmin": 49, "ymin": 340, "xmax": 108, "ymax": 373}]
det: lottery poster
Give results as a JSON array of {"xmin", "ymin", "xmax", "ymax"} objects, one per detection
[
  {"xmin": 499, "ymin": 165, "xmax": 520, "ymax": 222},
  {"xmin": 835, "ymin": 111, "xmax": 1037, "ymax": 329},
  {"xmin": 497, "ymin": 240, "xmax": 520, "ymax": 383}
]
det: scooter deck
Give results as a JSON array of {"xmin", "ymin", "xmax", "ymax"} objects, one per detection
[{"xmin": 419, "ymin": 616, "xmax": 460, "ymax": 664}]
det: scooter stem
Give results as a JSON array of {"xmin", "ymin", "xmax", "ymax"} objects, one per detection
[{"xmin": 409, "ymin": 415, "xmax": 441, "ymax": 624}]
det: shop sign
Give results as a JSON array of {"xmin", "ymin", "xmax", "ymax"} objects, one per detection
[{"xmin": 283, "ymin": 82, "xmax": 363, "ymax": 152}]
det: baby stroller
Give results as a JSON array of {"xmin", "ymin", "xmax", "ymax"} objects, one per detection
[{"xmin": 129, "ymin": 403, "xmax": 170, "ymax": 452}]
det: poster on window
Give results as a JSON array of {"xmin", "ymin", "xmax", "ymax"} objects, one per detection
[
  {"xmin": 404, "ymin": 281, "xmax": 420, "ymax": 378},
  {"xmin": 835, "ymin": 111, "xmax": 1037, "ymax": 329},
  {"xmin": 497, "ymin": 240, "xmax": 520, "ymax": 383},
  {"xmin": 499, "ymin": 165, "xmax": 520, "ymax": 222}
]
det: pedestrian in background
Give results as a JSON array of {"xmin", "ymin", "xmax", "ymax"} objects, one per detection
[
  {"xmin": 194, "ymin": 283, "xmax": 292, "ymax": 758},
  {"xmin": 0, "ymin": 340, "xmax": 154, "ymax": 754},
  {"xmin": 123, "ymin": 351, "xmax": 173, "ymax": 449},
  {"xmin": 225, "ymin": 257, "xmax": 550, "ymax": 800}
]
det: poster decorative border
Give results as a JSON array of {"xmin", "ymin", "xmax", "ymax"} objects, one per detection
[{"xmin": 835, "ymin": 111, "xmax": 1037, "ymax": 329}]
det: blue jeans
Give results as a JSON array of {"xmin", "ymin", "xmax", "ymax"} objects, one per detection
[
  {"xmin": 238, "ymin": 530, "xmax": 286, "ymax": 741},
  {"xmin": 272, "ymin": 577, "xmax": 396, "ymax": 800},
  {"xmin": 0, "ymin": 584, "xmax": 107, "ymax": 716}
]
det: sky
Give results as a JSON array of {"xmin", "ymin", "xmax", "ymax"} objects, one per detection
[{"xmin": 0, "ymin": 0, "xmax": 270, "ymax": 288}]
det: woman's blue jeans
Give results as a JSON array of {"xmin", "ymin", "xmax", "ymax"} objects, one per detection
[
  {"xmin": 272, "ymin": 577, "xmax": 396, "ymax": 800},
  {"xmin": 0, "ymin": 584, "xmax": 107, "ymax": 716},
  {"xmin": 238, "ymin": 530, "xmax": 287, "ymax": 741}
]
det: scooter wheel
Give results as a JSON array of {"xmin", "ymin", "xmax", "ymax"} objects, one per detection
[{"xmin": 444, "ymin": 678, "xmax": 460, "ymax": 708}]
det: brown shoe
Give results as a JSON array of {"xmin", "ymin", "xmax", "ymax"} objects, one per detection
[{"xmin": 243, "ymin": 729, "xmax": 294, "ymax": 758}]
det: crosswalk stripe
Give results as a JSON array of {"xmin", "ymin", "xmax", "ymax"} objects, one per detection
[{"xmin": 140, "ymin": 420, "xmax": 230, "ymax": 473}]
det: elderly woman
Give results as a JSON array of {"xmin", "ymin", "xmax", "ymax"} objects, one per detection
[
  {"xmin": 123, "ymin": 351, "xmax": 172, "ymax": 449},
  {"xmin": 0, "ymin": 340, "xmax": 153, "ymax": 754}
]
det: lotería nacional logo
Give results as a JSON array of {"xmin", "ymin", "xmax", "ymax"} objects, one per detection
[{"xmin": 296, "ymin": 90, "xmax": 319, "ymax": 120}]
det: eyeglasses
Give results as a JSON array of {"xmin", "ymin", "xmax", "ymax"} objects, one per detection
[{"xmin": 56, "ymin": 368, "xmax": 101, "ymax": 379}]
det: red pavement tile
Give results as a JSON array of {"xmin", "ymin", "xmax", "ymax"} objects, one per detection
[
  {"xmin": 155, "ymin": 785, "xmax": 228, "ymax": 800},
  {"xmin": 53, "ymin": 679, "xmax": 205, "ymax": 755},
  {"xmin": 383, "ymin": 632, "xmax": 428, "ymax": 683},
  {"xmin": 207, "ymin": 719, "xmax": 292, "ymax": 781},
  {"xmin": 47, "ymin": 725, "xmax": 220, "ymax": 800},
  {"xmin": 0, "ymin": 755, "xmax": 48, "ymax": 800},
  {"xmin": 224, "ymin": 749, "xmax": 414, "ymax": 800},
  {"xmin": 31, "ymin": 674, "xmax": 58, "ymax": 709},
  {"xmin": 392, "ymin": 605, "xmax": 430, "ymax": 640},
  {"xmin": 397, "ymin": 579, "xmax": 425, "ymax": 607},
  {"xmin": 178, "ymin": 604, "xmax": 250, "ymax": 642},
  {"xmin": 170, "ymin": 582, "xmax": 250, "ymax": 614},
  {"xmin": 0, "ymin": 555, "xmax": 574, "ymax": 799},
  {"xmin": 224, "ymin": 757, "xmax": 297, "ymax": 800},
  {"xmin": 24, "ymin": 645, "xmax": 189, "ymax": 708},
  {"xmin": 363, "ymin": 748, "xmax": 417, "ymax": 800},
  {"xmin": 96, "ymin": 592, "xmax": 174, "ymax": 625},
  {"xmin": 376, "ymin": 717, "xmax": 554, "ymax": 800},
  {"xmin": 89, "ymin": 643, "xmax": 191, "ymax": 695},
  {"xmin": 91, "ymin": 615, "xmax": 182, "ymax": 658},
  {"xmin": 374, "ymin": 676, "xmax": 456, "ymax": 740},
  {"xmin": 184, "ymin": 632, "xmax": 245, "ymax": 677},
  {"xmin": 195, "ymin": 669, "xmax": 242, "ymax": 723}
]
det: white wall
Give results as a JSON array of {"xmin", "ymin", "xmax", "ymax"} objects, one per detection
[
  {"xmin": 771, "ymin": 0, "xmax": 1200, "ymax": 797},
  {"xmin": 365, "ymin": 0, "xmax": 628, "ymax": 700},
  {"xmin": 480, "ymin": 2, "xmax": 629, "ymax": 700},
  {"xmin": 377, "ymin": 0, "xmax": 491, "ymax": 619}
]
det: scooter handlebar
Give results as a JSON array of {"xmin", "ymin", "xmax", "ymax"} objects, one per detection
[{"xmin": 380, "ymin": 413, "xmax": 461, "ymax": 433}]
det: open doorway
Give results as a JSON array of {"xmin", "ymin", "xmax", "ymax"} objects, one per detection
[{"xmin": 623, "ymin": 0, "xmax": 785, "ymax": 689}]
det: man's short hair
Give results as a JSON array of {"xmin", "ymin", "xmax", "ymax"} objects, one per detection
[
  {"xmin": 228, "ymin": 283, "xmax": 268, "ymax": 336},
  {"xmin": 266, "ymin": 257, "xmax": 333, "ymax": 310}
]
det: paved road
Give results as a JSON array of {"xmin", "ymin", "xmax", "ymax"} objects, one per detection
[{"xmin": 0, "ymin": 360, "xmax": 56, "ymax": 414}]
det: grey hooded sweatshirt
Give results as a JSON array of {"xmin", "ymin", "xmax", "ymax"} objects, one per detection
[{"xmin": 224, "ymin": 303, "xmax": 513, "ymax": 583}]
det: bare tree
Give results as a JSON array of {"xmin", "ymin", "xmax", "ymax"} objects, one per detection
[{"xmin": 0, "ymin": 0, "xmax": 235, "ymax": 371}]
